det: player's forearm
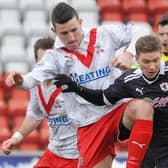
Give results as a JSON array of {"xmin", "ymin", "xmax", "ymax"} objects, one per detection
[
  {"xmin": 76, "ymin": 87, "xmax": 105, "ymax": 105},
  {"xmin": 17, "ymin": 116, "xmax": 41, "ymax": 138}
]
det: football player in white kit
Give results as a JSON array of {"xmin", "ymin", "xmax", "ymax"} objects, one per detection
[
  {"xmin": 2, "ymin": 37, "xmax": 79, "ymax": 168},
  {"xmin": 5, "ymin": 2, "xmax": 154, "ymax": 168}
]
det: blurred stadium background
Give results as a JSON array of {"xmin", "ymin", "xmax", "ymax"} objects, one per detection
[{"xmin": 0, "ymin": 0, "xmax": 167, "ymax": 167}]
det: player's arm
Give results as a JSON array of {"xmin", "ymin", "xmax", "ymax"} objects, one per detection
[
  {"xmin": 17, "ymin": 116, "xmax": 41, "ymax": 138},
  {"xmin": 111, "ymin": 24, "xmax": 148, "ymax": 71},
  {"xmin": 17, "ymin": 87, "xmax": 42, "ymax": 138},
  {"xmin": 5, "ymin": 71, "xmax": 39, "ymax": 89},
  {"xmin": 1, "ymin": 88, "xmax": 41, "ymax": 155},
  {"xmin": 112, "ymin": 51, "xmax": 133, "ymax": 72},
  {"xmin": 54, "ymin": 74, "xmax": 104, "ymax": 105},
  {"xmin": 6, "ymin": 50, "xmax": 60, "ymax": 89},
  {"xmin": 54, "ymin": 74, "xmax": 128, "ymax": 105},
  {"xmin": 75, "ymin": 87, "xmax": 105, "ymax": 105},
  {"xmin": 1, "ymin": 116, "xmax": 41, "ymax": 155}
]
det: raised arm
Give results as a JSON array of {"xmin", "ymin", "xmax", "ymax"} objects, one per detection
[{"xmin": 111, "ymin": 24, "xmax": 150, "ymax": 71}]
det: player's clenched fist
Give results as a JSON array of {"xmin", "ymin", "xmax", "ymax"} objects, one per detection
[
  {"xmin": 112, "ymin": 52, "xmax": 133, "ymax": 72},
  {"xmin": 5, "ymin": 71, "xmax": 23, "ymax": 87},
  {"xmin": 1, "ymin": 137, "xmax": 18, "ymax": 155}
]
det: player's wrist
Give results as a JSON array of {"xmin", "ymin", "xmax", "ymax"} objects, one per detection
[
  {"xmin": 12, "ymin": 131, "xmax": 23, "ymax": 143},
  {"xmin": 75, "ymin": 84, "xmax": 83, "ymax": 93}
]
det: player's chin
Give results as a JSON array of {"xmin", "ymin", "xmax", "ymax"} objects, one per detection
[{"xmin": 146, "ymin": 72, "xmax": 157, "ymax": 79}]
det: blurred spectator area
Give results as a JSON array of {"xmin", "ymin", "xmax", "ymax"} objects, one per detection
[{"xmin": 0, "ymin": 0, "xmax": 168, "ymax": 152}]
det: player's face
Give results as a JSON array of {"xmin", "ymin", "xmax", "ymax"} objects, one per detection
[
  {"xmin": 52, "ymin": 16, "xmax": 83, "ymax": 49},
  {"xmin": 136, "ymin": 51, "xmax": 161, "ymax": 79},
  {"xmin": 158, "ymin": 25, "xmax": 168, "ymax": 52}
]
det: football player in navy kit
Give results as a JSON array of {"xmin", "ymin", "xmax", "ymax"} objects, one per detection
[
  {"xmin": 55, "ymin": 34, "xmax": 168, "ymax": 168},
  {"xmin": 142, "ymin": 13, "xmax": 168, "ymax": 168}
]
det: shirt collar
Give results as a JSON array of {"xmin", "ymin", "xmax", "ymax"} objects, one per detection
[
  {"xmin": 54, "ymin": 36, "xmax": 64, "ymax": 49},
  {"xmin": 160, "ymin": 60, "xmax": 165, "ymax": 75}
]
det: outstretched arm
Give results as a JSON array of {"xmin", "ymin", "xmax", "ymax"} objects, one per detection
[
  {"xmin": 54, "ymin": 74, "xmax": 105, "ymax": 105},
  {"xmin": 55, "ymin": 74, "xmax": 130, "ymax": 105},
  {"xmin": 5, "ymin": 71, "xmax": 39, "ymax": 89}
]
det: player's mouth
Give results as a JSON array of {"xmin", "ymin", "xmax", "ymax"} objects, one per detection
[
  {"xmin": 68, "ymin": 41, "xmax": 78, "ymax": 48},
  {"xmin": 147, "ymin": 71, "xmax": 157, "ymax": 78}
]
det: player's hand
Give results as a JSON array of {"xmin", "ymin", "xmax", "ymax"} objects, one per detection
[
  {"xmin": 5, "ymin": 71, "xmax": 23, "ymax": 87},
  {"xmin": 1, "ymin": 138, "xmax": 18, "ymax": 155},
  {"xmin": 54, "ymin": 74, "xmax": 81, "ymax": 93},
  {"xmin": 112, "ymin": 52, "xmax": 133, "ymax": 72}
]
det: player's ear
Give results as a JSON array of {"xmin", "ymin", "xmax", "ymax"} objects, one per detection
[
  {"xmin": 79, "ymin": 19, "xmax": 83, "ymax": 25},
  {"xmin": 135, "ymin": 55, "xmax": 139, "ymax": 63},
  {"xmin": 51, "ymin": 27, "xmax": 57, "ymax": 34}
]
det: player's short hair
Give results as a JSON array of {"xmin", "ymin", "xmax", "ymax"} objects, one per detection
[
  {"xmin": 51, "ymin": 2, "xmax": 79, "ymax": 28},
  {"xmin": 34, "ymin": 36, "xmax": 54, "ymax": 61},
  {"xmin": 158, "ymin": 13, "xmax": 168, "ymax": 26},
  {"xmin": 135, "ymin": 35, "xmax": 161, "ymax": 55}
]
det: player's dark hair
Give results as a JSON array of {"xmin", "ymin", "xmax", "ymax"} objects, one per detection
[
  {"xmin": 51, "ymin": 2, "xmax": 79, "ymax": 28},
  {"xmin": 34, "ymin": 37, "xmax": 54, "ymax": 61},
  {"xmin": 158, "ymin": 13, "xmax": 168, "ymax": 26},
  {"xmin": 135, "ymin": 35, "xmax": 162, "ymax": 55}
]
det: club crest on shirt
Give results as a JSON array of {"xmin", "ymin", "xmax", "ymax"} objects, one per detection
[
  {"xmin": 160, "ymin": 82, "xmax": 168, "ymax": 91},
  {"xmin": 96, "ymin": 48, "xmax": 104, "ymax": 54},
  {"xmin": 94, "ymin": 42, "xmax": 101, "ymax": 49},
  {"xmin": 94, "ymin": 43, "xmax": 104, "ymax": 54},
  {"xmin": 152, "ymin": 97, "xmax": 168, "ymax": 108}
]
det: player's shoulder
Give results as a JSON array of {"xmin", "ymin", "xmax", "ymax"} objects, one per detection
[
  {"xmin": 162, "ymin": 61, "xmax": 168, "ymax": 76},
  {"xmin": 43, "ymin": 48, "xmax": 55, "ymax": 57},
  {"xmin": 160, "ymin": 60, "xmax": 168, "ymax": 73},
  {"xmin": 121, "ymin": 68, "xmax": 142, "ymax": 83},
  {"xmin": 44, "ymin": 47, "xmax": 65, "ymax": 58},
  {"xmin": 98, "ymin": 23, "xmax": 133, "ymax": 33},
  {"xmin": 164, "ymin": 60, "xmax": 168, "ymax": 67}
]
